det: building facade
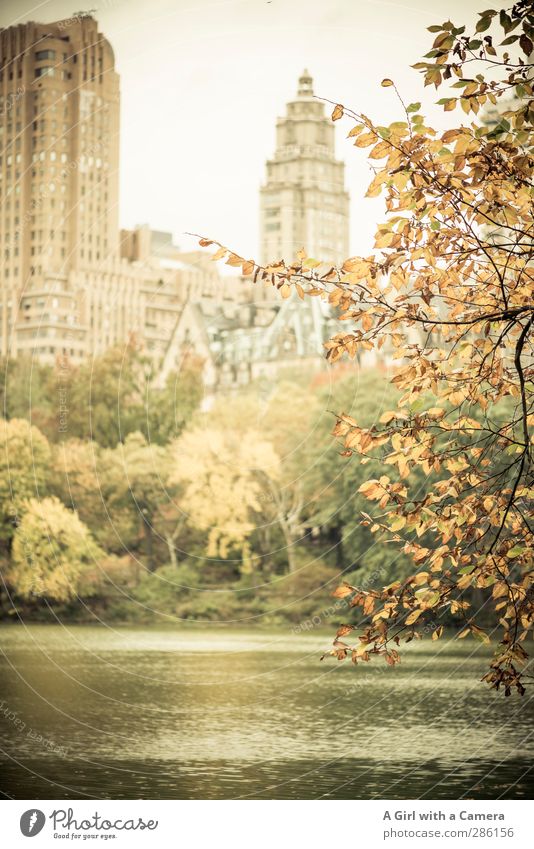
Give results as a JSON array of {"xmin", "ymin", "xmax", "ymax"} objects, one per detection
[
  {"xmin": 1, "ymin": 20, "xmax": 353, "ymax": 385},
  {"xmin": 159, "ymin": 70, "xmax": 353, "ymax": 393},
  {"xmin": 0, "ymin": 15, "xmax": 217, "ymax": 364},
  {"xmin": 0, "ymin": 14, "xmax": 120, "ymax": 358},
  {"xmin": 260, "ymin": 70, "xmax": 349, "ymax": 266}
]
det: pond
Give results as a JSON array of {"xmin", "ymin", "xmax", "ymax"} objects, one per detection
[{"xmin": 0, "ymin": 625, "xmax": 532, "ymax": 799}]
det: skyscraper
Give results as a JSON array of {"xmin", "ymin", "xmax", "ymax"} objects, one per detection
[
  {"xmin": 259, "ymin": 70, "xmax": 349, "ymax": 266},
  {"xmin": 0, "ymin": 14, "xmax": 120, "ymax": 358},
  {"xmin": 0, "ymin": 15, "xmax": 219, "ymax": 364}
]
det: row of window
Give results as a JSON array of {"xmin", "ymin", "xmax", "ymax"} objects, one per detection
[
  {"xmin": 32, "ymin": 136, "xmax": 70, "ymax": 150},
  {"xmin": 20, "ymin": 346, "xmax": 78, "ymax": 356},
  {"xmin": 1, "ymin": 153, "xmax": 22, "ymax": 165},
  {"xmin": 32, "ymin": 181, "xmax": 68, "ymax": 194},
  {"xmin": 1, "ymin": 208, "xmax": 110, "ymax": 233},
  {"xmin": 0, "ymin": 100, "xmax": 23, "ymax": 117},
  {"xmin": 0, "ymin": 198, "xmax": 68, "ymax": 230},
  {"xmin": 31, "ymin": 117, "xmax": 70, "ymax": 129},
  {"xmin": 33, "ymin": 89, "xmax": 69, "ymax": 101},
  {"xmin": 23, "ymin": 297, "xmax": 61, "ymax": 309},
  {"xmin": 0, "ymin": 68, "xmax": 24, "ymax": 82},
  {"xmin": 30, "ymin": 229, "xmax": 67, "ymax": 240},
  {"xmin": 35, "ymin": 66, "xmax": 66, "ymax": 79},
  {"xmin": 0, "ymin": 137, "xmax": 22, "ymax": 160},
  {"xmin": 31, "ymin": 151, "xmax": 69, "ymax": 163},
  {"xmin": 1, "ymin": 124, "xmax": 23, "ymax": 137},
  {"xmin": 35, "ymin": 50, "xmax": 57, "ymax": 61},
  {"xmin": 30, "ymin": 246, "xmax": 67, "ymax": 258}
]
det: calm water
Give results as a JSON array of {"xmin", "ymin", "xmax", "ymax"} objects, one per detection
[{"xmin": 0, "ymin": 625, "xmax": 532, "ymax": 799}]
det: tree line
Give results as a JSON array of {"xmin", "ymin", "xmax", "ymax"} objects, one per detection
[{"xmin": 1, "ymin": 345, "xmax": 421, "ymax": 622}]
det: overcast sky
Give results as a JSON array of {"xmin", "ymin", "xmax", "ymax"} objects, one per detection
[{"xmin": 1, "ymin": 0, "xmax": 481, "ymax": 258}]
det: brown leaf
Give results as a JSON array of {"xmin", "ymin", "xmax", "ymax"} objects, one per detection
[
  {"xmin": 331, "ymin": 104, "xmax": 344, "ymax": 121},
  {"xmin": 405, "ymin": 608, "xmax": 423, "ymax": 625},
  {"xmin": 332, "ymin": 584, "xmax": 354, "ymax": 599},
  {"xmin": 363, "ymin": 595, "xmax": 375, "ymax": 616},
  {"xmin": 519, "ymin": 34, "xmax": 533, "ymax": 55}
]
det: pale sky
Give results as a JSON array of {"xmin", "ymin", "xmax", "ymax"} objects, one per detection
[{"xmin": 1, "ymin": 0, "xmax": 481, "ymax": 258}]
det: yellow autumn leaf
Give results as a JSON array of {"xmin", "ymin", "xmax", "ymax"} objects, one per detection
[
  {"xmin": 331, "ymin": 103, "xmax": 344, "ymax": 121},
  {"xmin": 405, "ymin": 608, "xmax": 423, "ymax": 625}
]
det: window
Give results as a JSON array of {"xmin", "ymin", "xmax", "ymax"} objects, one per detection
[
  {"xmin": 36, "ymin": 50, "xmax": 56, "ymax": 61},
  {"xmin": 35, "ymin": 67, "xmax": 54, "ymax": 78}
]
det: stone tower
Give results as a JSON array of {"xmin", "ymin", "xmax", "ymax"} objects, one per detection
[{"xmin": 259, "ymin": 69, "xmax": 349, "ymax": 266}]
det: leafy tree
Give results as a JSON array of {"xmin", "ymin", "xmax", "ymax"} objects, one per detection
[
  {"xmin": 50, "ymin": 438, "xmax": 102, "ymax": 522},
  {"xmin": 64, "ymin": 342, "xmax": 203, "ymax": 448},
  {"xmin": 169, "ymin": 426, "xmax": 280, "ymax": 571},
  {"xmin": 256, "ymin": 380, "xmax": 326, "ymax": 572},
  {"xmin": 0, "ymin": 357, "xmax": 56, "ymax": 435},
  {"xmin": 1, "ymin": 347, "xmax": 203, "ymax": 447},
  {"xmin": 144, "ymin": 361, "xmax": 204, "ymax": 445},
  {"xmin": 100, "ymin": 432, "xmax": 170, "ymax": 572},
  {"xmin": 0, "ymin": 419, "xmax": 51, "ymax": 545},
  {"xmin": 5, "ymin": 496, "xmax": 102, "ymax": 602},
  {"xmin": 207, "ymin": 380, "xmax": 331, "ymax": 573},
  {"xmin": 308, "ymin": 371, "xmax": 414, "ymax": 582},
  {"xmin": 65, "ymin": 342, "xmax": 149, "ymax": 447},
  {"xmin": 200, "ymin": 3, "xmax": 534, "ymax": 693},
  {"xmin": 49, "ymin": 438, "xmax": 130, "ymax": 557}
]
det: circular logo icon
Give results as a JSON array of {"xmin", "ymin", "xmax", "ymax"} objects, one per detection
[{"xmin": 20, "ymin": 809, "xmax": 46, "ymax": 837}]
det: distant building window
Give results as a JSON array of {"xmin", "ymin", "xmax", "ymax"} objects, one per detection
[
  {"xmin": 266, "ymin": 222, "xmax": 281, "ymax": 231},
  {"xmin": 266, "ymin": 208, "xmax": 280, "ymax": 218},
  {"xmin": 36, "ymin": 50, "xmax": 56, "ymax": 61},
  {"xmin": 35, "ymin": 67, "xmax": 54, "ymax": 78}
]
